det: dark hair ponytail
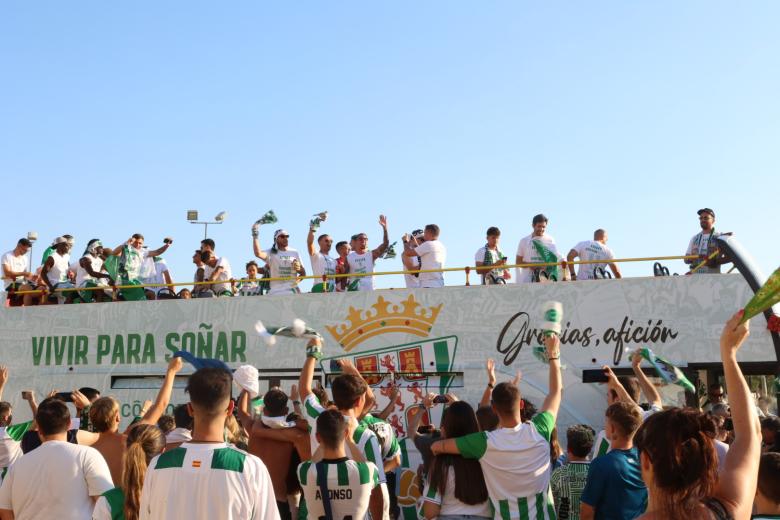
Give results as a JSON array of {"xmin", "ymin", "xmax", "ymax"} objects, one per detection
[
  {"xmin": 428, "ymin": 402, "xmax": 488, "ymax": 505},
  {"xmin": 634, "ymin": 408, "xmax": 718, "ymax": 517}
]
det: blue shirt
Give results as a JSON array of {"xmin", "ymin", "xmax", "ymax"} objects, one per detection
[{"xmin": 580, "ymin": 447, "xmax": 647, "ymax": 520}]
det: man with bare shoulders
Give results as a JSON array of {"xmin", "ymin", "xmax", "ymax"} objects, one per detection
[
  {"xmin": 238, "ymin": 387, "xmax": 310, "ymax": 520},
  {"xmin": 89, "ymin": 357, "xmax": 182, "ymax": 484}
]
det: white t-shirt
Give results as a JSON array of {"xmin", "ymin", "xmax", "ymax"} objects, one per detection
[
  {"xmin": 404, "ymin": 256, "xmax": 421, "ymax": 289},
  {"xmin": 572, "ymin": 240, "xmax": 615, "ymax": 280},
  {"xmin": 46, "ymin": 251, "xmax": 71, "ymax": 285},
  {"xmin": 414, "ymin": 240, "xmax": 446, "ymax": 288},
  {"xmin": 0, "ymin": 440, "xmax": 113, "ymax": 520},
  {"xmin": 309, "ymin": 252, "xmax": 337, "ymax": 278},
  {"xmin": 346, "ymin": 251, "xmax": 374, "ymax": 291},
  {"xmin": 515, "ymin": 234, "xmax": 560, "ymax": 283},
  {"xmin": 298, "ymin": 458, "xmax": 380, "ymax": 520},
  {"xmin": 714, "ymin": 439, "xmax": 729, "ymax": 473},
  {"xmin": 1, "ymin": 251, "xmax": 29, "ymax": 284},
  {"xmin": 139, "ymin": 442, "xmax": 279, "ymax": 520},
  {"xmin": 474, "ymin": 245, "xmax": 506, "ymax": 283},
  {"xmin": 310, "ymin": 252, "xmax": 337, "ymax": 291},
  {"xmin": 263, "ymin": 249, "xmax": 301, "ymax": 295},
  {"xmin": 203, "ymin": 257, "xmax": 232, "ymax": 294},
  {"xmin": 422, "ymin": 464, "xmax": 492, "ymax": 517},
  {"xmin": 456, "ymin": 412, "xmax": 555, "ymax": 519}
]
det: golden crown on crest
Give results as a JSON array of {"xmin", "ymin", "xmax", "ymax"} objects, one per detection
[{"xmin": 326, "ymin": 294, "xmax": 443, "ymax": 351}]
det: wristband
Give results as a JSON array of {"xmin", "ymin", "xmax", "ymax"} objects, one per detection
[
  {"xmin": 487, "ymin": 383, "xmax": 495, "ymax": 389},
  {"xmin": 293, "ymin": 400, "xmax": 301, "ymax": 405},
  {"xmin": 548, "ymin": 356, "xmax": 560, "ymax": 361},
  {"xmin": 306, "ymin": 344, "xmax": 323, "ymax": 360}
]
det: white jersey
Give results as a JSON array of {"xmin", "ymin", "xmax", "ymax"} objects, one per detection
[
  {"xmin": 572, "ymin": 240, "xmax": 615, "ymax": 280},
  {"xmin": 46, "ymin": 251, "xmax": 71, "ymax": 285},
  {"xmin": 75, "ymin": 254, "xmax": 104, "ymax": 287},
  {"xmin": 0, "ymin": 440, "xmax": 113, "ymax": 520},
  {"xmin": 1, "ymin": 251, "xmax": 29, "ymax": 284},
  {"xmin": 515, "ymin": 234, "xmax": 559, "ymax": 283},
  {"xmin": 422, "ymin": 464, "xmax": 492, "ymax": 518},
  {"xmin": 455, "ymin": 412, "xmax": 555, "ymax": 520},
  {"xmin": 404, "ymin": 256, "xmax": 420, "ymax": 289},
  {"xmin": 302, "ymin": 394, "xmax": 386, "ymax": 484},
  {"xmin": 263, "ymin": 249, "xmax": 301, "ymax": 295},
  {"xmin": 298, "ymin": 458, "xmax": 380, "ymax": 520},
  {"xmin": 346, "ymin": 251, "xmax": 375, "ymax": 291},
  {"xmin": 414, "ymin": 240, "xmax": 446, "ymax": 288},
  {"xmin": 139, "ymin": 442, "xmax": 279, "ymax": 520},
  {"xmin": 309, "ymin": 252, "xmax": 337, "ymax": 278},
  {"xmin": 203, "ymin": 257, "xmax": 232, "ymax": 294}
]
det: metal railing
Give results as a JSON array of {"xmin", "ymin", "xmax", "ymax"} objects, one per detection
[{"xmin": 6, "ymin": 252, "xmax": 713, "ymax": 298}]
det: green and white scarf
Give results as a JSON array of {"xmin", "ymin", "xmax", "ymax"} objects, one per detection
[{"xmin": 531, "ymin": 239, "xmax": 560, "ymax": 281}]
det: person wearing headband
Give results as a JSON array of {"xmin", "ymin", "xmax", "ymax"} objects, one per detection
[
  {"xmin": 75, "ymin": 239, "xmax": 114, "ymax": 302},
  {"xmin": 253, "ymin": 227, "xmax": 306, "ymax": 295}
]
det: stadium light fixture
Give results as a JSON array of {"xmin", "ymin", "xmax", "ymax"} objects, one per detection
[{"xmin": 187, "ymin": 210, "xmax": 227, "ymax": 240}]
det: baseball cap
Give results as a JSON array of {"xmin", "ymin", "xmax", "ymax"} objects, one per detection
[
  {"xmin": 274, "ymin": 229, "xmax": 289, "ymax": 240},
  {"xmin": 53, "ymin": 236, "xmax": 68, "ymax": 245},
  {"xmin": 411, "ymin": 229, "xmax": 424, "ymax": 240},
  {"xmin": 697, "ymin": 208, "xmax": 715, "ymax": 218}
]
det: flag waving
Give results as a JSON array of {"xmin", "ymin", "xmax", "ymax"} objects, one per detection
[
  {"xmin": 639, "ymin": 347, "xmax": 695, "ymax": 393},
  {"xmin": 741, "ymin": 266, "xmax": 780, "ymax": 323}
]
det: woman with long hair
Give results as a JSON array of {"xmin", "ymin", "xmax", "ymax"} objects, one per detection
[
  {"xmin": 92, "ymin": 423, "xmax": 166, "ymax": 520},
  {"xmin": 422, "ymin": 401, "xmax": 491, "ymax": 520},
  {"xmin": 633, "ymin": 311, "xmax": 761, "ymax": 519}
]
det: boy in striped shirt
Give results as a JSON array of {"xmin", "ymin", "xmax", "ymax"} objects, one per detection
[
  {"xmin": 298, "ymin": 409, "xmax": 380, "ymax": 519},
  {"xmin": 299, "ymin": 339, "xmax": 386, "ymax": 519},
  {"xmin": 431, "ymin": 334, "xmax": 563, "ymax": 520},
  {"xmin": 140, "ymin": 368, "xmax": 279, "ymax": 520}
]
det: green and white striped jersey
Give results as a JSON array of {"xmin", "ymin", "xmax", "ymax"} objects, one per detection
[
  {"xmin": 456, "ymin": 411, "xmax": 557, "ymax": 520},
  {"xmin": 297, "ymin": 458, "xmax": 379, "ymax": 520},
  {"xmin": 139, "ymin": 442, "xmax": 280, "ymax": 520},
  {"xmin": 302, "ymin": 394, "xmax": 386, "ymax": 484},
  {"xmin": 361, "ymin": 414, "xmax": 400, "ymax": 462}
]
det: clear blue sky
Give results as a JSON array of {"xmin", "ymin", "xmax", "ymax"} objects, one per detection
[{"xmin": 2, "ymin": 2, "xmax": 778, "ymax": 290}]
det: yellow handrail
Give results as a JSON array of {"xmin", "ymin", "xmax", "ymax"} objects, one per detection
[{"xmin": 8, "ymin": 254, "xmax": 701, "ymax": 296}]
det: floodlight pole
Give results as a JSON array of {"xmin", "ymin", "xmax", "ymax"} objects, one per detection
[{"xmin": 190, "ymin": 221, "xmax": 222, "ymax": 240}]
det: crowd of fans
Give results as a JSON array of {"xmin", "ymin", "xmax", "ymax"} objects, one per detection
[
  {"xmin": 2, "ymin": 207, "xmax": 727, "ymax": 305},
  {"xmin": 0, "ymin": 310, "xmax": 775, "ymax": 519}
]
